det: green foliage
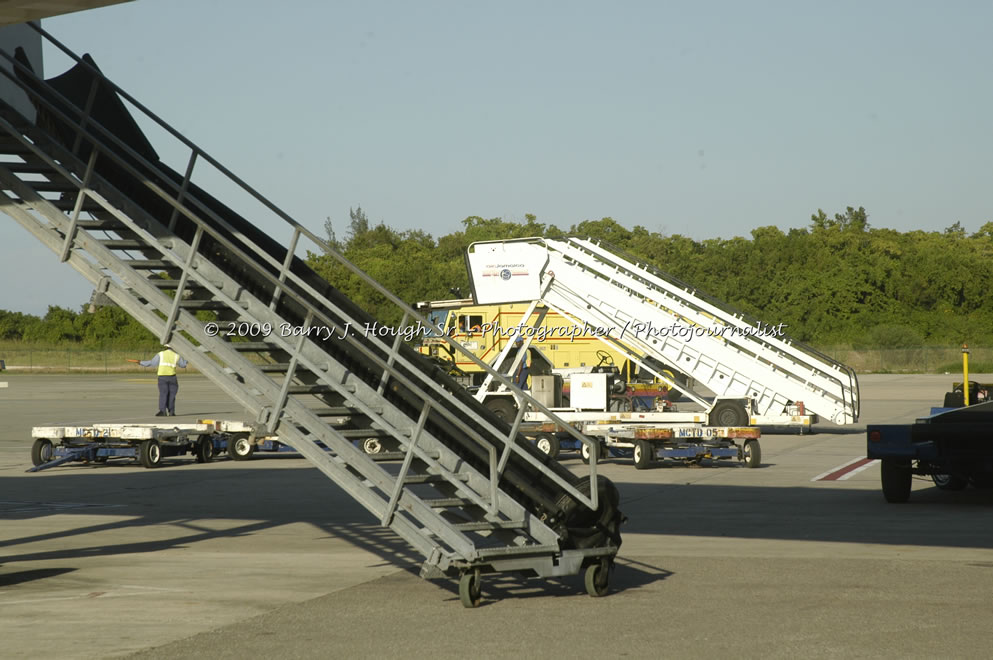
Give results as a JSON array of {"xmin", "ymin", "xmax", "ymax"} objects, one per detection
[
  {"xmin": 305, "ymin": 204, "xmax": 993, "ymax": 349},
  {"xmin": 0, "ymin": 305, "xmax": 158, "ymax": 349},
  {"xmin": 6, "ymin": 205, "xmax": 993, "ymax": 353},
  {"xmin": 861, "ymin": 324, "xmax": 926, "ymax": 349}
]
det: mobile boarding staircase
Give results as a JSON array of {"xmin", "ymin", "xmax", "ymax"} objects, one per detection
[
  {"xmin": 0, "ymin": 25, "xmax": 623, "ymax": 606},
  {"xmin": 466, "ymin": 237, "xmax": 860, "ymax": 426}
]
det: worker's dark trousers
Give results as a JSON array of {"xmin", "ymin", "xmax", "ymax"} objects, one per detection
[{"xmin": 158, "ymin": 375, "xmax": 179, "ymax": 414}]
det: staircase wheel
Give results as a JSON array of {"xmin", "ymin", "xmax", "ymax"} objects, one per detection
[
  {"xmin": 459, "ymin": 571, "xmax": 482, "ymax": 608},
  {"xmin": 584, "ymin": 559, "xmax": 610, "ymax": 597}
]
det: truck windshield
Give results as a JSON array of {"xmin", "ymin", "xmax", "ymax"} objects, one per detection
[{"xmin": 423, "ymin": 310, "xmax": 449, "ymax": 337}]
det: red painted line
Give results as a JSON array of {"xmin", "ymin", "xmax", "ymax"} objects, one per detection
[{"xmin": 816, "ymin": 456, "xmax": 874, "ymax": 481}]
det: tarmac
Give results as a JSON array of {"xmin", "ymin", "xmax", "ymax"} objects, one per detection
[{"xmin": 2, "ymin": 372, "xmax": 993, "ymax": 659}]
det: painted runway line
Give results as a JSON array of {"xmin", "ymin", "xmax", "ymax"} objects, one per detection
[{"xmin": 813, "ymin": 456, "xmax": 878, "ymax": 482}]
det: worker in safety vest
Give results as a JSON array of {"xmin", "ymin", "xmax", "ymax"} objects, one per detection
[{"xmin": 138, "ymin": 344, "xmax": 188, "ymax": 416}]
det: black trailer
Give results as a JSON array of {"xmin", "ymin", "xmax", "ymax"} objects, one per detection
[{"xmin": 867, "ymin": 400, "xmax": 993, "ymax": 503}]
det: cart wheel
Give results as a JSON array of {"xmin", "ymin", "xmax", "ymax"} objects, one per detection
[
  {"xmin": 880, "ymin": 459, "xmax": 911, "ymax": 503},
  {"xmin": 535, "ymin": 434, "xmax": 560, "ymax": 460},
  {"xmin": 584, "ymin": 559, "xmax": 610, "ymax": 597},
  {"xmin": 139, "ymin": 440, "xmax": 163, "ymax": 468},
  {"xmin": 580, "ymin": 441, "xmax": 601, "ymax": 464},
  {"xmin": 633, "ymin": 440, "xmax": 653, "ymax": 469},
  {"xmin": 459, "ymin": 571, "xmax": 482, "ymax": 608},
  {"xmin": 228, "ymin": 434, "xmax": 255, "ymax": 461},
  {"xmin": 93, "ymin": 455, "xmax": 108, "ymax": 464},
  {"xmin": 194, "ymin": 436, "xmax": 214, "ymax": 464},
  {"xmin": 31, "ymin": 438, "xmax": 54, "ymax": 467},
  {"xmin": 742, "ymin": 440, "xmax": 761, "ymax": 468}
]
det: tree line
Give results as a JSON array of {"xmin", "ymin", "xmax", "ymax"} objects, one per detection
[
  {"xmin": 306, "ymin": 206, "xmax": 993, "ymax": 348},
  {"xmin": 2, "ymin": 206, "xmax": 991, "ymax": 349},
  {"xmin": 0, "ymin": 305, "xmax": 158, "ymax": 348}
]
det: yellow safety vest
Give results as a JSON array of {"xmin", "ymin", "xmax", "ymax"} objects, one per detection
[{"xmin": 157, "ymin": 349, "xmax": 179, "ymax": 376}]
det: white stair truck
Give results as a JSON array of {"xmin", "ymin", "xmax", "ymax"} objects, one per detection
[{"xmin": 465, "ymin": 237, "xmax": 860, "ymax": 441}]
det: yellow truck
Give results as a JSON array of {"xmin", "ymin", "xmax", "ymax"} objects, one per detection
[{"xmin": 414, "ymin": 298, "xmax": 680, "ymax": 393}]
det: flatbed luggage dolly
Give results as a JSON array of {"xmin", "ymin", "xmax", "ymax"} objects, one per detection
[{"xmin": 28, "ymin": 422, "xmax": 217, "ymax": 471}]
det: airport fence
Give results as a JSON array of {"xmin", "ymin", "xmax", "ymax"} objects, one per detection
[{"xmin": 0, "ymin": 347, "xmax": 190, "ymax": 373}]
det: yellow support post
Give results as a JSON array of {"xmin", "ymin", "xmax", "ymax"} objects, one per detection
[{"xmin": 962, "ymin": 344, "xmax": 970, "ymax": 406}]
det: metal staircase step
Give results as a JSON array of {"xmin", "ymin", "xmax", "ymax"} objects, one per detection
[
  {"xmin": 307, "ymin": 405, "xmax": 381, "ymax": 419},
  {"xmin": 0, "ymin": 141, "xmax": 34, "ymax": 154},
  {"xmin": 453, "ymin": 520, "xmax": 527, "ymax": 532},
  {"xmin": 286, "ymin": 383, "xmax": 336, "ymax": 395},
  {"xmin": 125, "ymin": 259, "xmax": 173, "ymax": 269},
  {"xmin": 0, "ymin": 161, "xmax": 54, "ymax": 173},
  {"xmin": 336, "ymin": 428, "xmax": 391, "ymax": 438},
  {"xmin": 258, "ymin": 362, "xmax": 292, "ymax": 373},
  {"xmin": 148, "ymin": 279, "xmax": 207, "ymax": 290},
  {"xmin": 31, "ymin": 180, "xmax": 77, "ymax": 193},
  {"xmin": 365, "ymin": 451, "xmax": 406, "ymax": 461},
  {"xmin": 229, "ymin": 341, "xmax": 272, "ymax": 352},
  {"xmin": 98, "ymin": 239, "xmax": 146, "ymax": 250},
  {"xmin": 51, "ymin": 198, "xmax": 105, "ymax": 212},
  {"xmin": 403, "ymin": 473, "xmax": 469, "ymax": 485},
  {"xmin": 77, "ymin": 219, "xmax": 130, "ymax": 231},
  {"xmin": 176, "ymin": 299, "xmax": 229, "ymax": 310},
  {"xmin": 424, "ymin": 497, "xmax": 475, "ymax": 508}
]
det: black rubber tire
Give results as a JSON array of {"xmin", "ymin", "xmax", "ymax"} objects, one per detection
[
  {"xmin": 459, "ymin": 571, "xmax": 482, "ymax": 608},
  {"xmin": 227, "ymin": 434, "xmax": 255, "ymax": 461},
  {"xmin": 535, "ymin": 434, "xmax": 561, "ymax": 460},
  {"xmin": 633, "ymin": 440, "xmax": 654, "ymax": 469},
  {"xmin": 194, "ymin": 436, "xmax": 214, "ymax": 464},
  {"xmin": 139, "ymin": 439, "xmax": 163, "ymax": 469},
  {"xmin": 31, "ymin": 438, "xmax": 54, "ymax": 467},
  {"xmin": 584, "ymin": 560, "xmax": 610, "ymax": 597},
  {"xmin": 880, "ymin": 459, "xmax": 912, "ymax": 503},
  {"xmin": 932, "ymin": 473, "xmax": 968, "ymax": 491},
  {"xmin": 484, "ymin": 397, "xmax": 517, "ymax": 424},
  {"xmin": 556, "ymin": 475, "xmax": 623, "ymax": 552},
  {"xmin": 709, "ymin": 400, "xmax": 749, "ymax": 427},
  {"xmin": 742, "ymin": 440, "xmax": 761, "ymax": 468}
]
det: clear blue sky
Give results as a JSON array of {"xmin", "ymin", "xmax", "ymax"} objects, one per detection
[{"xmin": 2, "ymin": 0, "xmax": 991, "ymax": 315}]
